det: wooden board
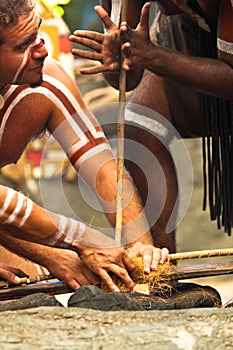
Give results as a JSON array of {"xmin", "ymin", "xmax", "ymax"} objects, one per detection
[{"xmin": 1, "ymin": 261, "xmax": 233, "ymax": 301}]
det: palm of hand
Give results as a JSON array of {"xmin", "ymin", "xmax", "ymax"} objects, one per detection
[{"xmin": 102, "ymin": 30, "xmax": 121, "ymax": 71}]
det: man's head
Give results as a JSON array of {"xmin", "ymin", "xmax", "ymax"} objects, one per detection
[
  {"xmin": 0, "ymin": 0, "xmax": 48, "ymax": 86},
  {"xmin": 0, "ymin": 0, "xmax": 34, "ymax": 42}
]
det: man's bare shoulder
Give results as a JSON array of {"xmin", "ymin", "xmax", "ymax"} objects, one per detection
[
  {"xmin": 41, "ymin": 57, "xmax": 81, "ymax": 97},
  {"xmin": 43, "ymin": 57, "xmax": 72, "ymax": 82}
]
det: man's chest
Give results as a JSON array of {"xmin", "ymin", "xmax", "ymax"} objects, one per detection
[
  {"xmin": 0, "ymin": 91, "xmax": 46, "ymax": 167},
  {"xmin": 0, "ymin": 113, "xmax": 34, "ymax": 167}
]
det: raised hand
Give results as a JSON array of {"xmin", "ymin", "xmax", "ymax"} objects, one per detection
[
  {"xmin": 120, "ymin": 2, "xmax": 153, "ymax": 71},
  {"xmin": 69, "ymin": 6, "xmax": 121, "ymax": 74}
]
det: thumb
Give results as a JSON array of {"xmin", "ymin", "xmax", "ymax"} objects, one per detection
[
  {"xmin": 1, "ymin": 271, "xmax": 21, "ymax": 285},
  {"xmin": 137, "ymin": 2, "xmax": 151, "ymax": 31}
]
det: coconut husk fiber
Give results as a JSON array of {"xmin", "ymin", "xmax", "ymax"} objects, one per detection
[{"xmin": 101, "ymin": 256, "xmax": 176, "ymax": 294}]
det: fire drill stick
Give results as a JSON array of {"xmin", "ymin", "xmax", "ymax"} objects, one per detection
[{"xmin": 115, "ymin": 0, "xmax": 128, "ymax": 245}]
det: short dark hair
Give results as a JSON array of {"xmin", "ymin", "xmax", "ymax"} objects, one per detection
[{"xmin": 0, "ymin": 0, "xmax": 34, "ymax": 42}]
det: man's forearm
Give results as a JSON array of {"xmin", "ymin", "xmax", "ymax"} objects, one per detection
[
  {"xmin": 0, "ymin": 230, "xmax": 54, "ymax": 269},
  {"xmin": 0, "ymin": 185, "xmax": 119, "ymax": 250},
  {"xmin": 142, "ymin": 44, "xmax": 233, "ymax": 100},
  {"xmin": 78, "ymin": 155, "xmax": 153, "ymax": 246}
]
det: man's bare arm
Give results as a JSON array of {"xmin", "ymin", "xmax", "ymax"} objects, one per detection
[
  {"xmin": 43, "ymin": 59, "xmax": 168, "ymax": 271},
  {"xmin": 0, "ymin": 230, "xmax": 99, "ymax": 290},
  {"xmin": 0, "ymin": 184, "xmax": 137, "ymax": 291},
  {"xmin": 120, "ymin": 2, "xmax": 233, "ymax": 100}
]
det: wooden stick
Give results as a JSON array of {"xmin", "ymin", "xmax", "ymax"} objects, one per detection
[
  {"xmin": 168, "ymin": 248, "xmax": 233, "ymax": 261},
  {"xmin": 115, "ymin": 0, "xmax": 128, "ymax": 245},
  {"xmin": 0, "ymin": 273, "xmax": 54, "ymax": 289},
  {"xmin": 1, "ymin": 261, "xmax": 233, "ymax": 301},
  {"xmin": 167, "ymin": 261, "xmax": 233, "ymax": 280}
]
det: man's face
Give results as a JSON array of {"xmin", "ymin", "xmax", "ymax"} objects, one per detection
[{"xmin": 0, "ymin": 10, "xmax": 48, "ymax": 86}]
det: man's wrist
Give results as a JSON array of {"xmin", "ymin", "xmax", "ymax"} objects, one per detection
[{"xmin": 146, "ymin": 44, "xmax": 171, "ymax": 77}]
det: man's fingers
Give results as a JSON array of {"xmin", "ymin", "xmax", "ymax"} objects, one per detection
[
  {"xmin": 160, "ymin": 247, "xmax": 169, "ymax": 264},
  {"xmin": 141, "ymin": 247, "xmax": 153, "ymax": 274},
  {"xmin": 80, "ymin": 65, "xmax": 106, "ymax": 75},
  {"xmin": 137, "ymin": 2, "xmax": 151, "ymax": 31},
  {"xmin": 120, "ymin": 22, "xmax": 134, "ymax": 44},
  {"xmin": 107, "ymin": 264, "xmax": 136, "ymax": 292},
  {"xmin": 150, "ymin": 247, "xmax": 169, "ymax": 270},
  {"xmin": 71, "ymin": 30, "xmax": 103, "ymax": 44},
  {"xmin": 126, "ymin": 243, "xmax": 169, "ymax": 273},
  {"xmin": 62, "ymin": 271, "xmax": 98, "ymax": 291},
  {"xmin": 80, "ymin": 63, "xmax": 118, "ymax": 75},
  {"xmin": 0, "ymin": 264, "xmax": 28, "ymax": 284},
  {"xmin": 70, "ymin": 35, "xmax": 103, "ymax": 52},
  {"xmin": 97, "ymin": 269, "xmax": 120, "ymax": 292},
  {"xmin": 65, "ymin": 278, "xmax": 81, "ymax": 291},
  {"xmin": 0, "ymin": 268, "xmax": 21, "ymax": 285},
  {"xmin": 122, "ymin": 251, "xmax": 136, "ymax": 273},
  {"xmin": 150, "ymin": 248, "xmax": 164, "ymax": 270},
  {"xmin": 94, "ymin": 5, "xmax": 116, "ymax": 30},
  {"xmin": 5, "ymin": 266, "xmax": 28, "ymax": 278},
  {"xmin": 71, "ymin": 48, "xmax": 103, "ymax": 62},
  {"xmin": 81, "ymin": 268, "xmax": 100, "ymax": 286}
]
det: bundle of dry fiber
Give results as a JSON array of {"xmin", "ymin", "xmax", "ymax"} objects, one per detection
[{"xmin": 101, "ymin": 256, "xmax": 175, "ymax": 294}]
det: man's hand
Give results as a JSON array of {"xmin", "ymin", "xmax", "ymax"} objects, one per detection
[
  {"xmin": 120, "ymin": 2, "xmax": 154, "ymax": 71},
  {"xmin": 0, "ymin": 231, "xmax": 99, "ymax": 292},
  {"xmin": 69, "ymin": 5, "xmax": 121, "ymax": 74},
  {"xmin": 127, "ymin": 242, "xmax": 169, "ymax": 273},
  {"xmin": 76, "ymin": 243, "xmax": 136, "ymax": 292},
  {"xmin": 0, "ymin": 262, "xmax": 28, "ymax": 285},
  {"xmin": 44, "ymin": 249, "xmax": 100, "ymax": 291}
]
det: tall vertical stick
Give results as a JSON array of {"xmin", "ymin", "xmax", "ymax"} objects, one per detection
[{"xmin": 115, "ymin": 0, "xmax": 128, "ymax": 245}]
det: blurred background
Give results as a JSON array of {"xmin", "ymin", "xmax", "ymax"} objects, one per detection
[{"xmin": 1, "ymin": 0, "xmax": 232, "ymax": 303}]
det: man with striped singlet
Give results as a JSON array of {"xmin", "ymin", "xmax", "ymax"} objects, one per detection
[{"xmin": 0, "ymin": 0, "xmax": 169, "ymax": 293}]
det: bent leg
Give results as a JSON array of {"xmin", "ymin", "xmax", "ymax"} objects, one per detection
[
  {"xmin": 125, "ymin": 71, "xmax": 178, "ymax": 253},
  {"xmin": 125, "ymin": 66, "xmax": 202, "ymax": 252}
]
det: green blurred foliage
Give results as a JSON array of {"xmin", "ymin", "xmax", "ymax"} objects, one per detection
[
  {"xmin": 42, "ymin": 0, "xmax": 71, "ymax": 17},
  {"xmin": 60, "ymin": 0, "xmax": 103, "ymax": 33}
]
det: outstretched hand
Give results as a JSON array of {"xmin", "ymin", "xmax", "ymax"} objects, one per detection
[
  {"xmin": 69, "ymin": 6, "xmax": 121, "ymax": 74},
  {"xmin": 120, "ymin": 2, "xmax": 153, "ymax": 71},
  {"xmin": 69, "ymin": 3, "xmax": 153, "ymax": 75}
]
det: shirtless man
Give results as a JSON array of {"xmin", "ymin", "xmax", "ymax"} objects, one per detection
[
  {"xmin": 70, "ymin": 0, "xmax": 233, "ymax": 252},
  {"xmin": 0, "ymin": 0, "xmax": 168, "ymax": 292}
]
